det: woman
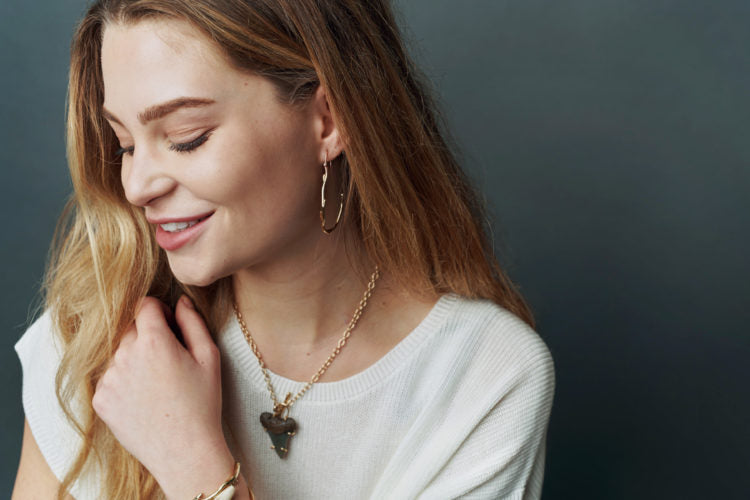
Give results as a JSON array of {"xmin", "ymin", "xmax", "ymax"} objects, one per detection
[{"xmin": 13, "ymin": 0, "xmax": 554, "ymax": 498}]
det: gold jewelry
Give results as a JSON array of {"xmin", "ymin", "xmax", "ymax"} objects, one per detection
[
  {"xmin": 233, "ymin": 267, "xmax": 380, "ymax": 458},
  {"xmin": 221, "ymin": 418, "xmax": 257, "ymax": 500},
  {"xmin": 192, "ymin": 461, "xmax": 241, "ymax": 500},
  {"xmin": 320, "ymin": 153, "xmax": 344, "ymax": 234}
]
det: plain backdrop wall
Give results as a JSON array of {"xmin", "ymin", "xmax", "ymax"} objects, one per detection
[{"xmin": 2, "ymin": 1, "xmax": 748, "ymax": 498}]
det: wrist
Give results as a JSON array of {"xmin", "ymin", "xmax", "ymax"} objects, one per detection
[
  {"xmin": 192, "ymin": 461, "xmax": 241, "ymax": 500},
  {"xmin": 157, "ymin": 444, "xmax": 236, "ymax": 500}
]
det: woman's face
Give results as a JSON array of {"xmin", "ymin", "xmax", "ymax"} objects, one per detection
[{"xmin": 101, "ymin": 19, "xmax": 330, "ymax": 286}]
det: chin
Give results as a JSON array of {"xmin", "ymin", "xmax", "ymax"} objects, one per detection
[{"xmin": 167, "ymin": 257, "xmax": 226, "ymax": 288}]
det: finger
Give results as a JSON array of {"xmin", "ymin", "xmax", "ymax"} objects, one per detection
[
  {"xmin": 117, "ymin": 326, "xmax": 138, "ymax": 350},
  {"xmin": 134, "ymin": 297, "xmax": 173, "ymax": 341},
  {"xmin": 112, "ymin": 327, "xmax": 137, "ymax": 366},
  {"xmin": 174, "ymin": 295, "xmax": 218, "ymax": 367}
]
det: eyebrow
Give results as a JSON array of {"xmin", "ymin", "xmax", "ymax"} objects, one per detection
[{"xmin": 102, "ymin": 97, "xmax": 216, "ymax": 126}]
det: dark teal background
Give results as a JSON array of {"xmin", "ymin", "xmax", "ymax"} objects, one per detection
[{"xmin": 2, "ymin": 1, "xmax": 748, "ymax": 498}]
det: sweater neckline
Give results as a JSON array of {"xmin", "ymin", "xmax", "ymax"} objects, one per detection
[{"xmin": 222, "ymin": 293, "xmax": 457, "ymax": 402}]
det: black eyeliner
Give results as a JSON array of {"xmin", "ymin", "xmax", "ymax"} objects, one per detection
[
  {"xmin": 115, "ymin": 146, "xmax": 134, "ymax": 157},
  {"xmin": 169, "ymin": 131, "xmax": 212, "ymax": 153}
]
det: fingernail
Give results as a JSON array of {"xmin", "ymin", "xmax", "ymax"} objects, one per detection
[{"xmin": 181, "ymin": 295, "xmax": 194, "ymax": 309}]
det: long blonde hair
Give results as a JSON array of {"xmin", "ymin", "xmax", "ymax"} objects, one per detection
[{"xmin": 47, "ymin": 0, "xmax": 535, "ymax": 497}]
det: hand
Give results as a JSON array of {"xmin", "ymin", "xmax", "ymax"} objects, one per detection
[{"xmin": 92, "ymin": 295, "xmax": 235, "ymax": 499}]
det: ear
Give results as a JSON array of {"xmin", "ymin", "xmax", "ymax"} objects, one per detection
[{"xmin": 311, "ymin": 84, "xmax": 344, "ymax": 163}]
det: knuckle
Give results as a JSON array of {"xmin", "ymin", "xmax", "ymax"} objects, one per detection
[
  {"xmin": 139, "ymin": 296, "xmax": 161, "ymax": 309},
  {"xmin": 137, "ymin": 297, "xmax": 162, "ymax": 319},
  {"xmin": 205, "ymin": 342, "xmax": 220, "ymax": 358},
  {"xmin": 113, "ymin": 346, "xmax": 129, "ymax": 365},
  {"xmin": 91, "ymin": 389, "xmax": 105, "ymax": 414},
  {"xmin": 201, "ymin": 344, "xmax": 221, "ymax": 365},
  {"xmin": 194, "ymin": 344, "xmax": 219, "ymax": 366},
  {"xmin": 135, "ymin": 298, "xmax": 170, "ymax": 339},
  {"xmin": 142, "ymin": 332, "xmax": 161, "ymax": 350}
]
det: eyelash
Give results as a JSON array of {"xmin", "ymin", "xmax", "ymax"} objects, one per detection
[
  {"xmin": 115, "ymin": 145, "xmax": 135, "ymax": 157},
  {"xmin": 114, "ymin": 131, "xmax": 212, "ymax": 158}
]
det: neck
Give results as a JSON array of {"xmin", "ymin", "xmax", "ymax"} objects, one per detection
[
  {"xmin": 231, "ymin": 231, "xmax": 376, "ymax": 353},
  {"xmin": 229, "ymin": 229, "xmax": 439, "ymax": 384}
]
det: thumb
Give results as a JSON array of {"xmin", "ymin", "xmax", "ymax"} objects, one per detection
[{"xmin": 175, "ymin": 295, "xmax": 217, "ymax": 366}]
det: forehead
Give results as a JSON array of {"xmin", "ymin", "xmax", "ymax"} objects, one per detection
[{"xmin": 101, "ymin": 18, "xmax": 240, "ymax": 113}]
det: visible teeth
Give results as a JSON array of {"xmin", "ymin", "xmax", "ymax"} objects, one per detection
[{"xmin": 160, "ymin": 219, "xmax": 201, "ymax": 233}]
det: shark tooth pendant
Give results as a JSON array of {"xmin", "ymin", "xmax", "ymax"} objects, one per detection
[
  {"xmin": 233, "ymin": 268, "xmax": 380, "ymax": 461},
  {"xmin": 260, "ymin": 394, "xmax": 297, "ymax": 458}
]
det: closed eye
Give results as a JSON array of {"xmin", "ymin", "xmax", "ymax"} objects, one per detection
[
  {"xmin": 169, "ymin": 130, "xmax": 212, "ymax": 153},
  {"xmin": 113, "ymin": 130, "xmax": 212, "ymax": 158},
  {"xmin": 115, "ymin": 146, "xmax": 135, "ymax": 157}
]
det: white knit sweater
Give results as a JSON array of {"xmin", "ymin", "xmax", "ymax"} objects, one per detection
[{"xmin": 15, "ymin": 294, "xmax": 555, "ymax": 499}]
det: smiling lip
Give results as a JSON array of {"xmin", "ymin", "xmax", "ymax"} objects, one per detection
[{"xmin": 150, "ymin": 212, "xmax": 214, "ymax": 251}]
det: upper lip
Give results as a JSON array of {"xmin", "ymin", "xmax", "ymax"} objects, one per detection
[{"xmin": 146, "ymin": 211, "xmax": 214, "ymax": 225}]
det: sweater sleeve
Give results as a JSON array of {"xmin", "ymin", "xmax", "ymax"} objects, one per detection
[
  {"xmin": 370, "ymin": 300, "xmax": 555, "ymax": 500},
  {"xmin": 14, "ymin": 312, "xmax": 101, "ymax": 499},
  {"xmin": 421, "ymin": 336, "xmax": 555, "ymax": 500}
]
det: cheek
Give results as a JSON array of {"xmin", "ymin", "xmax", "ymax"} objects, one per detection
[
  {"xmin": 221, "ymin": 160, "xmax": 319, "ymax": 227},
  {"xmin": 174, "ymin": 133, "xmax": 263, "ymax": 205},
  {"xmin": 208, "ymin": 124, "xmax": 320, "ymax": 211}
]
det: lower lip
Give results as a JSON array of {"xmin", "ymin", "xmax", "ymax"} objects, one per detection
[{"xmin": 155, "ymin": 215, "xmax": 212, "ymax": 251}]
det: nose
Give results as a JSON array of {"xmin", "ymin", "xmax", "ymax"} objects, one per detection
[{"xmin": 121, "ymin": 149, "xmax": 177, "ymax": 207}]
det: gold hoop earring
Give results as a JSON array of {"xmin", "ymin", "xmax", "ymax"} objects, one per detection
[{"xmin": 320, "ymin": 154, "xmax": 344, "ymax": 234}]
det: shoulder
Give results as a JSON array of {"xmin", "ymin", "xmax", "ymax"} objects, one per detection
[
  {"xmin": 15, "ymin": 311, "xmax": 66, "ymax": 396},
  {"xmin": 14, "ymin": 311, "xmax": 73, "ymax": 414},
  {"xmin": 15, "ymin": 311, "xmax": 68, "ymax": 472},
  {"xmin": 410, "ymin": 293, "xmax": 556, "ymax": 426},
  {"xmin": 374, "ymin": 296, "xmax": 555, "ymax": 497},
  {"xmin": 14, "ymin": 311, "xmax": 100, "ymax": 497},
  {"xmin": 15, "ymin": 311, "xmax": 63, "ymax": 361},
  {"xmin": 434, "ymin": 294, "xmax": 555, "ymax": 391}
]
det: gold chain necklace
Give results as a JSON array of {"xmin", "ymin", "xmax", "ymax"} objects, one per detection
[{"xmin": 232, "ymin": 267, "xmax": 380, "ymax": 458}]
